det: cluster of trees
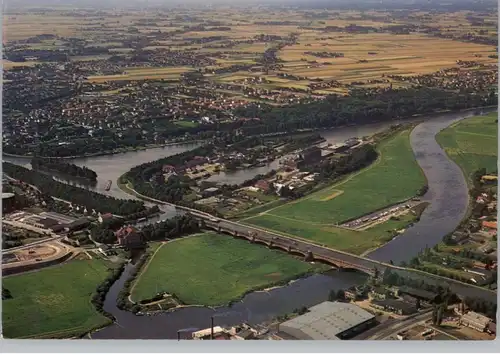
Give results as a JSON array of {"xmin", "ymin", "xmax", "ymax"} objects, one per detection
[
  {"xmin": 234, "ymin": 87, "xmax": 497, "ymax": 137},
  {"xmin": 3, "ymin": 162, "xmax": 144, "ymax": 215},
  {"xmin": 383, "ymin": 269, "xmax": 448, "ymax": 296},
  {"xmin": 141, "ymin": 215, "xmax": 200, "ymax": 242},
  {"xmin": 91, "ymin": 214, "xmax": 200, "ymax": 245},
  {"xmin": 92, "ymin": 263, "xmax": 126, "ymax": 320},
  {"xmin": 31, "ymin": 157, "xmax": 98, "ymax": 181},
  {"xmin": 90, "ymin": 225, "xmax": 117, "ymax": 245},
  {"xmin": 2, "ymin": 229, "xmax": 44, "ymax": 249},
  {"xmin": 328, "ymin": 289, "xmax": 347, "ymax": 302},
  {"xmin": 312, "ymin": 144, "xmax": 378, "ymax": 181},
  {"xmin": 382, "ymin": 269, "xmax": 496, "ymax": 318},
  {"xmin": 462, "ymin": 296, "xmax": 497, "ymax": 319}
]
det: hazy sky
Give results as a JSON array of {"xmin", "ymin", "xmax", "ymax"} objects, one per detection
[{"xmin": 5, "ymin": 0, "xmax": 497, "ymax": 11}]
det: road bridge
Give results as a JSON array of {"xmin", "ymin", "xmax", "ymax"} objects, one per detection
[{"xmin": 189, "ymin": 216, "xmax": 497, "ymax": 303}]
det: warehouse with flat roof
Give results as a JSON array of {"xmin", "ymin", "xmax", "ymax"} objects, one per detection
[{"xmin": 277, "ymin": 301, "xmax": 376, "ymax": 340}]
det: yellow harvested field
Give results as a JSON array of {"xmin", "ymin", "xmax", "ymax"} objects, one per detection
[
  {"xmin": 278, "ymin": 33, "xmax": 496, "ymax": 80},
  {"xmin": 3, "ymin": 60, "xmax": 39, "ymax": 69},
  {"xmin": 87, "ymin": 67, "xmax": 192, "ymax": 82}
]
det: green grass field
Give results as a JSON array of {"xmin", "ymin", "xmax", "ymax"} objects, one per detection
[
  {"xmin": 436, "ymin": 112, "xmax": 498, "ymax": 182},
  {"xmin": 243, "ymin": 211, "xmax": 417, "ymax": 255},
  {"xmin": 130, "ymin": 233, "xmax": 325, "ymax": 306},
  {"xmin": 2, "ymin": 260, "xmax": 113, "ymax": 339}
]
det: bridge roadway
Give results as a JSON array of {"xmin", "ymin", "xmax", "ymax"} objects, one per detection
[
  {"xmin": 121, "ymin": 192, "xmax": 497, "ymax": 303},
  {"xmin": 191, "ymin": 214, "xmax": 497, "ymax": 303}
]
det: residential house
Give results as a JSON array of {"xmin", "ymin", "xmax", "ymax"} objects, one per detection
[
  {"xmin": 202, "ymin": 187, "xmax": 220, "ymax": 198},
  {"xmin": 369, "ymin": 287, "xmax": 388, "ymax": 300},
  {"xmin": 481, "ymin": 221, "xmax": 497, "ymax": 234},
  {"xmin": 394, "ymin": 286, "xmax": 437, "ymax": 303},
  {"xmin": 98, "ymin": 213, "xmax": 113, "ymax": 224},
  {"xmin": 480, "ymin": 175, "xmax": 498, "ymax": 184},
  {"xmin": 487, "ymin": 322, "xmax": 496, "ymax": 335},
  {"xmin": 450, "ymin": 231, "xmax": 469, "ymax": 245},
  {"xmin": 64, "ymin": 218, "xmax": 91, "ymax": 232},
  {"xmin": 116, "ymin": 225, "xmax": 144, "ymax": 248},
  {"xmin": 370, "ymin": 299, "xmax": 417, "ymax": 315},
  {"xmin": 344, "ymin": 285, "xmax": 367, "ymax": 301},
  {"xmin": 254, "ymin": 180, "xmax": 271, "ymax": 193}
]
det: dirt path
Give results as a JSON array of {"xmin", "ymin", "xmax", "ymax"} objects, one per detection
[{"xmin": 128, "ymin": 242, "xmax": 166, "ymax": 303}]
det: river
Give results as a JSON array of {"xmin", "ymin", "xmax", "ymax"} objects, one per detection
[
  {"xmin": 3, "ymin": 109, "xmax": 494, "ymax": 339},
  {"xmin": 3, "ymin": 118, "xmax": 417, "ymax": 190},
  {"xmin": 365, "ymin": 108, "xmax": 496, "ymax": 264},
  {"xmin": 90, "ymin": 264, "xmax": 367, "ymax": 339}
]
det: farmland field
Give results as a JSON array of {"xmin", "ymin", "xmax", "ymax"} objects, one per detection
[
  {"xmin": 436, "ymin": 112, "xmax": 498, "ymax": 182},
  {"xmin": 2, "ymin": 260, "xmax": 113, "ymax": 339},
  {"xmin": 4, "ymin": 8, "xmax": 496, "ymax": 94},
  {"xmin": 130, "ymin": 233, "xmax": 326, "ymax": 306}
]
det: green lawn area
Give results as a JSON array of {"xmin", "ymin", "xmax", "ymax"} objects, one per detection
[
  {"xmin": 436, "ymin": 112, "xmax": 498, "ymax": 183},
  {"xmin": 2, "ymin": 260, "xmax": 113, "ymax": 339},
  {"xmin": 243, "ymin": 211, "xmax": 417, "ymax": 255},
  {"xmin": 130, "ymin": 233, "xmax": 325, "ymax": 306}
]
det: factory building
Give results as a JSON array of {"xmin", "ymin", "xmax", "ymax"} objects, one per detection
[{"xmin": 276, "ymin": 301, "xmax": 376, "ymax": 340}]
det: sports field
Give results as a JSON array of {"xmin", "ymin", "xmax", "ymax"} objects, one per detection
[
  {"xmin": 436, "ymin": 112, "xmax": 498, "ymax": 182},
  {"xmin": 130, "ymin": 233, "xmax": 325, "ymax": 306},
  {"xmin": 2, "ymin": 260, "xmax": 112, "ymax": 339}
]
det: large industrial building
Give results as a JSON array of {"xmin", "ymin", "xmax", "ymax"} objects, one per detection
[{"xmin": 276, "ymin": 301, "xmax": 376, "ymax": 340}]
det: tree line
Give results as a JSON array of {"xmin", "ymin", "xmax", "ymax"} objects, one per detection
[
  {"xmin": 382, "ymin": 269, "xmax": 496, "ymax": 319},
  {"xmin": 3, "ymin": 162, "xmax": 144, "ymax": 216},
  {"xmin": 31, "ymin": 157, "xmax": 98, "ymax": 182},
  {"xmin": 233, "ymin": 87, "xmax": 497, "ymax": 137},
  {"xmin": 91, "ymin": 214, "xmax": 201, "ymax": 245}
]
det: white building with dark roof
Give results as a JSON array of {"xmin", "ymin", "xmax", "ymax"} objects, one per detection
[{"xmin": 277, "ymin": 301, "xmax": 376, "ymax": 340}]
